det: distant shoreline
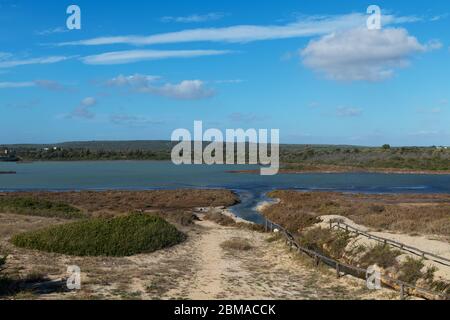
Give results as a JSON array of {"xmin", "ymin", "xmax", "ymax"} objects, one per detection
[
  {"xmin": 227, "ymin": 164, "xmax": 450, "ymax": 175},
  {"xmin": 4, "ymin": 159, "xmax": 450, "ymax": 175},
  {"xmin": 0, "ymin": 171, "xmax": 16, "ymax": 175}
]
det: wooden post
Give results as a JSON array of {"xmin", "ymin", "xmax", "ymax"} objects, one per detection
[
  {"xmin": 315, "ymin": 255, "xmax": 320, "ymax": 267},
  {"xmin": 329, "ymin": 221, "xmax": 332, "ymax": 230},
  {"xmin": 265, "ymin": 219, "xmax": 268, "ymax": 232},
  {"xmin": 400, "ymin": 284, "xmax": 405, "ymax": 300},
  {"xmin": 336, "ymin": 262, "xmax": 340, "ymax": 278}
]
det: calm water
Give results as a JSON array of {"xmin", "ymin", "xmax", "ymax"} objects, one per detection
[{"xmin": 2, "ymin": 161, "xmax": 450, "ymax": 223}]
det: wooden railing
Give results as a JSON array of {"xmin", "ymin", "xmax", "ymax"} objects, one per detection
[
  {"xmin": 264, "ymin": 218, "xmax": 449, "ymax": 300},
  {"xmin": 330, "ymin": 221, "xmax": 450, "ymax": 266}
]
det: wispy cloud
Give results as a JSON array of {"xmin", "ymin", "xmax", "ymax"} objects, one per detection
[
  {"xmin": 416, "ymin": 107, "xmax": 444, "ymax": 114},
  {"xmin": 0, "ymin": 80, "xmax": 68, "ymax": 91},
  {"xmin": 4, "ymin": 99, "xmax": 40, "ymax": 109},
  {"xmin": 214, "ymin": 79, "xmax": 244, "ymax": 84},
  {"xmin": 35, "ymin": 26, "xmax": 68, "ymax": 36},
  {"xmin": 336, "ymin": 107, "xmax": 362, "ymax": 117},
  {"xmin": 228, "ymin": 112, "xmax": 270, "ymax": 123},
  {"xmin": 0, "ymin": 81, "xmax": 35, "ymax": 88},
  {"xmin": 110, "ymin": 114, "xmax": 164, "ymax": 127},
  {"xmin": 161, "ymin": 12, "xmax": 226, "ymax": 23},
  {"xmin": 57, "ymin": 13, "xmax": 417, "ymax": 47},
  {"xmin": 0, "ymin": 54, "xmax": 71, "ymax": 68},
  {"xmin": 81, "ymin": 49, "xmax": 231, "ymax": 65},
  {"xmin": 33, "ymin": 80, "xmax": 68, "ymax": 91},
  {"xmin": 71, "ymin": 97, "xmax": 98, "ymax": 119}
]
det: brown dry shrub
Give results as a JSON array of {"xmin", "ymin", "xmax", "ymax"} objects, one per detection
[{"xmin": 221, "ymin": 238, "xmax": 253, "ymax": 251}]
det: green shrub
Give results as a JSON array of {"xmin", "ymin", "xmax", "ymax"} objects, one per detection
[
  {"xmin": 360, "ymin": 244, "xmax": 401, "ymax": 268},
  {"xmin": 398, "ymin": 257, "xmax": 424, "ymax": 284},
  {"xmin": 11, "ymin": 214, "xmax": 186, "ymax": 257},
  {"xmin": 299, "ymin": 228, "xmax": 352, "ymax": 259},
  {"xmin": 0, "ymin": 197, "xmax": 85, "ymax": 219}
]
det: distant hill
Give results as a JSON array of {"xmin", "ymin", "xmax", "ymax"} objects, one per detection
[
  {"xmin": 2, "ymin": 140, "xmax": 176, "ymax": 152},
  {"xmin": 2, "ymin": 140, "xmax": 450, "ymax": 172}
]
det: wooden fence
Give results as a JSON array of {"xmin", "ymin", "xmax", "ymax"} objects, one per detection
[
  {"xmin": 264, "ymin": 218, "xmax": 449, "ymax": 300},
  {"xmin": 330, "ymin": 221, "xmax": 450, "ymax": 266}
]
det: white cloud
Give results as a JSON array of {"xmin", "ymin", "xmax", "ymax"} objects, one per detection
[
  {"xmin": 58, "ymin": 13, "xmax": 417, "ymax": 47},
  {"xmin": 71, "ymin": 97, "xmax": 98, "ymax": 119},
  {"xmin": 141, "ymin": 80, "xmax": 214, "ymax": 100},
  {"xmin": 106, "ymin": 74, "xmax": 160, "ymax": 87},
  {"xmin": 0, "ymin": 55, "xmax": 70, "ymax": 68},
  {"xmin": 105, "ymin": 75, "xmax": 214, "ymax": 100},
  {"xmin": 336, "ymin": 107, "xmax": 362, "ymax": 117},
  {"xmin": 81, "ymin": 49, "xmax": 231, "ymax": 65},
  {"xmin": 301, "ymin": 28, "xmax": 432, "ymax": 81},
  {"xmin": 161, "ymin": 12, "xmax": 225, "ymax": 23},
  {"xmin": 81, "ymin": 97, "xmax": 97, "ymax": 107}
]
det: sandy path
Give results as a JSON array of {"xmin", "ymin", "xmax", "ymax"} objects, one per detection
[
  {"xmin": 188, "ymin": 221, "xmax": 228, "ymax": 299},
  {"xmin": 164, "ymin": 220, "xmax": 395, "ymax": 300}
]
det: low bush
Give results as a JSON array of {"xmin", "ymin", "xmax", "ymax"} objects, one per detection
[
  {"xmin": 398, "ymin": 257, "xmax": 424, "ymax": 284},
  {"xmin": 0, "ymin": 197, "xmax": 85, "ymax": 219},
  {"xmin": 11, "ymin": 214, "xmax": 186, "ymax": 257},
  {"xmin": 360, "ymin": 244, "xmax": 401, "ymax": 269},
  {"xmin": 221, "ymin": 238, "xmax": 253, "ymax": 251},
  {"xmin": 298, "ymin": 228, "xmax": 352, "ymax": 259}
]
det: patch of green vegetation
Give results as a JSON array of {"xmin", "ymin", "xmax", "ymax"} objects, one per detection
[
  {"xmin": 298, "ymin": 228, "xmax": 353, "ymax": 259},
  {"xmin": 280, "ymin": 145, "xmax": 450, "ymax": 171},
  {"xmin": 0, "ymin": 197, "xmax": 86, "ymax": 219},
  {"xmin": 11, "ymin": 214, "xmax": 186, "ymax": 257},
  {"xmin": 398, "ymin": 257, "xmax": 424, "ymax": 284},
  {"xmin": 360, "ymin": 244, "xmax": 401, "ymax": 269}
]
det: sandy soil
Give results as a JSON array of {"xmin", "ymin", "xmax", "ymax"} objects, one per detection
[{"xmin": 0, "ymin": 213, "xmax": 396, "ymax": 300}]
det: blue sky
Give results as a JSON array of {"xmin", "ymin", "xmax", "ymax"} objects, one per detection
[{"xmin": 0, "ymin": 0, "xmax": 449, "ymax": 146}]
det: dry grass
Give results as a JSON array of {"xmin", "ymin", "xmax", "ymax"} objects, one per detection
[
  {"xmin": 221, "ymin": 238, "xmax": 253, "ymax": 251},
  {"xmin": 0, "ymin": 189, "xmax": 239, "ymax": 214},
  {"xmin": 203, "ymin": 212, "xmax": 236, "ymax": 226},
  {"xmin": 264, "ymin": 191, "xmax": 450, "ymax": 238}
]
